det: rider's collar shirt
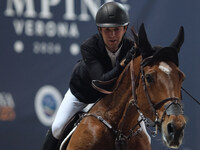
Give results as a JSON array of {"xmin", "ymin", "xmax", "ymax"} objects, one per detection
[{"xmin": 106, "ymin": 44, "xmax": 122, "ymax": 67}]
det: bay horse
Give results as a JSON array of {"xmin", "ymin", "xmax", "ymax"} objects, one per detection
[{"xmin": 64, "ymin": 24, "xmax": 186, "ymax": 150}]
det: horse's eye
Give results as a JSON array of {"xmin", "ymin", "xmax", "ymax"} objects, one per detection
[{"xmin": 145, "ymin": 74, "xmax": 154, "ymax": 84}]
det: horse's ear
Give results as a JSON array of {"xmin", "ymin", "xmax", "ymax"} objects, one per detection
[
  {"xmin": 170, "ymin": 26, "xmax": 184, "ymax": 53},
  {"xmin": 138, "ymin": 23, "xmax": 153, "ymax": 59}
]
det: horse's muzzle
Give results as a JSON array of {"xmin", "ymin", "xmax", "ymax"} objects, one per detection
[{"xmin": 162, "ymin": 116, "xmax": 186, "ymax": 149}]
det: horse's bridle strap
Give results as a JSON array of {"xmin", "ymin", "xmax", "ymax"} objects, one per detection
[
  {"xmin": 164, "ymin": 101, "xmax": 184, "ymax": 115},
  {"xmin": 137, "ymin": 58, "xmax": 184, "ymax": 132},
  {"xmin": 153, "ymin": 97, "xmax": 180, "ymax": 109}
]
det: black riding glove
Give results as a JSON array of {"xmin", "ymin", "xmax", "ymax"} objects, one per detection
[{"xmin": 123, "ymin": 47, "xmax": 135, "ymax": 66}]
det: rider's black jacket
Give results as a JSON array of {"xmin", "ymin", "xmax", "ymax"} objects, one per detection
[{"xmin": 69, "ymin": 34, "xmax": 134, "ymax": 103}]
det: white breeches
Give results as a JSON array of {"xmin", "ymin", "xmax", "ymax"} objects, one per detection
[{"xmin": 52, "ymin": 89, "xmax": 87, "ymax": 139}]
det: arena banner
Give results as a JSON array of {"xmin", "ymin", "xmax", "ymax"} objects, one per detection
[{"xmin": 0, "ymin": 0, "xmax": 200, "ymax": 150}]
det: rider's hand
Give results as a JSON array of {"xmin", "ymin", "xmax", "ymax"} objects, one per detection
[{"xmin": 120, "ymin": 47, "xmax": 135, "ymax": 67}]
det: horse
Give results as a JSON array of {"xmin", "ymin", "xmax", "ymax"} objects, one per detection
[{"xmin": 63, "ymin": 24, "xmax": 186, "ymax": 150}]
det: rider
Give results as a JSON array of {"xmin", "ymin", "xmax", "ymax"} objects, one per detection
[{"xmin": 42, "ymin": 2, "xmax": 135, "ymax": 150}]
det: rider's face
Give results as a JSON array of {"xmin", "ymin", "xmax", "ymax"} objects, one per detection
[{"xmin": 99, "ymin": 26, "xmax": 127, "ymax": 53}]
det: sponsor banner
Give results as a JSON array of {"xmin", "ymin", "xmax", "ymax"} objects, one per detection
[{"xmin": 35, "ymin": 85, "xmax": 62, "ymax": 126}]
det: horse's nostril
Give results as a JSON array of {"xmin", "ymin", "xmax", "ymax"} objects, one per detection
[{"xmin": 167, "ymin": 123, "xmax": 174, "ymax": 135}]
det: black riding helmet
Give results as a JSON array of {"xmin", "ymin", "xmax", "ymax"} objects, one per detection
[{"xmin": 96, "ymin": 2, "xmax": 129, "ymax": 27}]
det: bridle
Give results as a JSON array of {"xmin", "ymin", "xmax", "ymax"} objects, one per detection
[
  {"xmin": 105, "ymin": 55, "xmax": 184, "ymax": 148},
  {"xmin": 132, "ymin": 56, "xmax": 184, "ymax": 135}
]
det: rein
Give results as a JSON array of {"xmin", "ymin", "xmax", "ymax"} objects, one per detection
[{"xmin": 181, "ymin": 87, "xmax": 200, "ymax": 105}]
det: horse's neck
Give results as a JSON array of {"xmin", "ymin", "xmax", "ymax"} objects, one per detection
[
  {"xmin": 104, "ymin": 66, "xmax": 133, "ymax": 123},
  {"xmin": 97, "ymin": 57, "xmax": 141, "ymax": 121},
  {"xmin": 118, "ymin": 102, "xmax": 139, "ymax": 134},
  {"xmin": 89, "ymin": 65, "xmax": 132, "ymax": 126},
  {"xmin": 90, "ymin": 57, "xmax": 142, "ymax": 127}
]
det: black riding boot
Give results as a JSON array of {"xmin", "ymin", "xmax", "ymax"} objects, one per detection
[{"xmin": 42, "ymin": 128, "xmax": 59, "ymax": 150}]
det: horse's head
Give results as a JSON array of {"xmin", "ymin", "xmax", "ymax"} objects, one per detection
[{"xmin": 133, "ymin": 24, "xmax": 186, "ymax": 148}]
